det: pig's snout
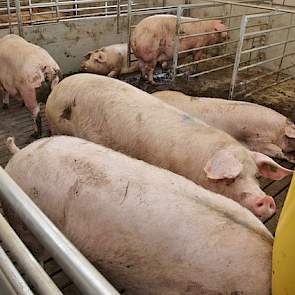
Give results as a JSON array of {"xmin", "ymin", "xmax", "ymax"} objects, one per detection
[{"xmin": 254, "ymin": 196, "xmax": 276, "ymax": 221}]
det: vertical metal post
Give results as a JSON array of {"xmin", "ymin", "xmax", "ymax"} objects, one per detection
[
  {"xmin": 172, "ymin": 5, "xmax": 182, "ymax": 80},
  {"xmin": 74, "ymin": 0, "xmax": 78, "ymax": 16},
  {"xmin": 6, "ymin": 0, "xmax": 12, "ymax": 34},
  {"xmin": 15, "ymin": 0, "xmax": 24, "ymax": 37},
  {"xmin": 28, "ymin": 0, "xmax": 33, "ymax": 24},
  {"xmin": 127, "ymin": 0, "xmax": 132, "ymax": 67},
  {"xmin": 116, "ymin": 0, "xmax": 121, "ymax": 34},
  {"xmin": 229, "ymin": 15, "xmax": 248, "ymax": 99},
  {"xmin": 276, "ymin": 13, "xmax": 293, "ymax": 81},
  {"xmin": 55, "ymin": 0, "xmax": 60, "ymax": 21}
]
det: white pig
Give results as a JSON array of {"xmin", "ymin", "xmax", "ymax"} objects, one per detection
[
  {"xmin": 5, "ymin": 135, "xmax": 272, "ymax": 294},
  {"xmin": 153, "ymin": 90, "xmax": 295, "ymax": 163},
  {"xmin": 131, "ymin": 15, "xmax": 229, "ymax": 83},
  {"xmin": 80, "ymin": 43, "xmax": 139, "ymax": 77},
  {"xmin": 45, "ymin": 74, "xmax": 293, "ymax": 221},
  {"xmin": 0, "ymin": 34, "xmax": 61, "ymax": 138}
]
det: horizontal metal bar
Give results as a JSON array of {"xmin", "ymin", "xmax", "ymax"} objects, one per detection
[
  {"xmin": 244, "ymin": 74, "xmax": 295, "ymax": 98},
  {"xmin": 240, "ymin": 63, "xmax": 295, "ymax": 86},
  {"xmin": 212, "ymin": 0, "xmax": 295, "ymax": 14},
  {"xmin": 242, "ymin": 38, "xmax": 295, "ymax": 54},
  {"xmin": 179, "ymin": 38, "xmax": 238, "ymax": 55},
  {"xmin": 0, "ymin": 213, "xmax": 62, "ymax": 295},
  {"xmin": 244, "ymin": 23, "xmax": 295, "ymax": 38},
  {"xmin": 177, "ymin": 51, "xmax": 235, "ymax": 69},
  {"xmin": 0, "ymin": 167, "xmax": 119, "ymax": 295},
  {"xmin": 179, "ymin": 25, "xmax": 239, "ymax": 40},
  {"xmin": 0, "ymin": 244, "xmax": 33, "ymax": 295},
  {"xmin": 188, "ymin": 62, "xmax": 234, "ymax": 78},
  {"xmin": 239, "ymin": 51, "xmax": 295, "ymax": 71}
]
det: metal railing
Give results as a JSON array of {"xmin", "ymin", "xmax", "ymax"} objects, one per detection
[{"xmin": 0, "ymin": 166, "xmax": 119, "ymax": 295}]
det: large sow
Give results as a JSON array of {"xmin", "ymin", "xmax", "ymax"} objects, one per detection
[
  {"xmin": 153, "ymin": 90, "xmax": 295, "ymax": 163},
  {"xmin": 131, "ymin": 15, "xmax": 229, "ymax": 83},
  {"xmin": 5, "ymin": 136, "xmax": 272, "ymax": 295},
  {"xmin": 0, "ymin": 34, "xmax": 61, "ymax": 137},
  {"xmin": 45, "ymin": 74, "xmax": 293, "ymax": 221}
]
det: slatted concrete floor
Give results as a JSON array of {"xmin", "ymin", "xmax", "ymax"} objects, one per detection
[{"xmin": 0, "ymin": 96, "xmax": 294, "ymax": 293}]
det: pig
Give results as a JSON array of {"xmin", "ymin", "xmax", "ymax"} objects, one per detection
[
  {"xmin": 80, "ymin": 43, "xmax": 139, "ymax": 77},
  {"xmin": 45, "ymin": 74, "xmax": 293, "ymax": 221},
  {"xmin": 0, "ymin": 34, "xmax": 62, "ymax": 138},
  {"xmin": 131, "ymin": 14, "xmax": 229, "ymax": 83},
  {"xmin": 4, "ymin": 135, "xmax": 273, "ymax": 294},
  {"xmin": 153, "ymin": 90, "xmax": 295, "ymax": 163}
]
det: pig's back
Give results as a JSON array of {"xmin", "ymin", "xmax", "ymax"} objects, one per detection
[
  {"xmin": 5, "ymin": 136, "xmax": 272, "ymax": 295},
  {"xmin": 45, "ymin": 74, "xmax": 240, "ymax": 179}
]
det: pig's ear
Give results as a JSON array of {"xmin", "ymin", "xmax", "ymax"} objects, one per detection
[
  {"xmin": 251, "ymin": 151, "xmax": 293, "ymax": 180},
  {"xmin": 83, "ymin": 51, "xmax": 93, "ymax": 59},
  {"xmin": 95, "ymin": 52, "xmax": 106, "ymax": 63},
  {"xmin": 204, "ymin": 149, "xmax": 243, "ymax": 180},
  {"xmin": 285, "ymin": 124, "xmax": 295, "ymax": 138}
]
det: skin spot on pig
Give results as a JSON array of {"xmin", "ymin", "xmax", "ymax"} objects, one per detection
[
  {"xmin": 61, "ymin": 104, "xmax": 72, "ymax": 120},
  {"xmin": 270, "ymin": 165, "xmax": 278, "ymax": 172}
]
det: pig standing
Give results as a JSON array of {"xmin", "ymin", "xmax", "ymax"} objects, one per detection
[
  {"xmin": 153, "ymin": 90, "xmax": 295, "ymax": 163},
  {"xmin": 0, "ymin": 34, "xmax": 61, "ymax": 138},
  {"xmin": 45, "ymin": 74, "xmax": 293, "ymax": 220},
  {"xmin": 5, "ymin": 136, "xmax": 273, "ymax": 294},
  {"xmin": 131, "ymin": 15, "xmax": 229, "ymax": 83},
  {"xmin": 80, "ymin": 43, "xmax": 139, "ymax": 77}
]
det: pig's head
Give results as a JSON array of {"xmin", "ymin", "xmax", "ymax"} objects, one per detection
[
  {"xmin": 80, "ymin": 49, "xmax": 110, "ymax": 75},
  {"xmin": 212, "ymin": 21, "xmax": 230, "ymax": 43},
  {"xmin": 281, "ymin": 121, "xmax": 295, "ymax": 154},
  {"xmin": 204, "ymin": 147, "xmax": 293, "ymax": 221}
]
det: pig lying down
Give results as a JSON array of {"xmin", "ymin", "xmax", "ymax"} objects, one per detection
[
  {"xmin": 5, "ymin": 136, "xmax": 272, "ymax": 294},
  {"xmin": 0, "ymin": 34, "xmax": 61, "ymax": 138},
  {"xmin": 45, "ymin": 74, "xmax": 293, "ymax": 220},
  {"xmin": 153, "ymin": 90, "xmax": 295, "ymax": 163},
  {"xmin": 131, "ymin": 15, "xmax": 229, "ymax": 83},
  {"xmin": 80, "ymin": 43, "xmax": 139, "ymax": 77}
]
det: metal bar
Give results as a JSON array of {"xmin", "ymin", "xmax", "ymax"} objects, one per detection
[
  {"xmin": 127, "ymin": 0, "xmax": 132, "ymax": 67},
  {"xmin": 176, "ymin": 51, "xmax": 235, "ymax": 69},
  {"xmin": 0, "ymin": 267, "xmax": 18, "ymax": 295},
  {"xmin": 239, "ymin": 51, "xmax": 295, "ymax": 71},
  {"xmin": 14, "ymin": 0, "xmax": 23, "ymax": 37},
  {"xmin": 6, "ymin": 0, "xmax": 12, "ymax": 33},
  {"xmin": 244, "ymin": 23, "xmax": 295, "ymax": 38},
  {"xmin": 276, "ymin": 13, "xmax": 293, "ymax": 80},
  {"xmin": 179, "ymin": 38, "xmax": 239, "ymax": 54},
  {"xmin": 0, "ymin": 244, "xmax": 33, "ymax": 295},
  {"xmin": 116, "ymin": 0, "xmax": 121, "ymax": 34},
  {"xmin": 242, "ymin": 38, "xmax": 295, "ymax": 54},
  {"xmin": 244, "ymin": 73, "xmax": 295, "ymax": 97},
  {"xmin": 240, "ymin": 63, "xmax": 295, "ymax": 86},
  {"xmin": 0, "ymin": 213, "xmax": 62, "ymax": 295},
  {"xmin": 229, "ymin": 14, "xmax": 248, "ymax": 99},
  {"xmin": 179, "ymin": 26, "xmax": 239, "ymax": 40},
  {"xmin": 0, "ymin": 167, "xmax": 119, "ymax": 295},
  {"xmin": 172, "ymin": 5, "xmax": 182, "ymax": 80},
  {"xmin": 187, "ymin": 62, "xmax": 234, "ymax": 78}
]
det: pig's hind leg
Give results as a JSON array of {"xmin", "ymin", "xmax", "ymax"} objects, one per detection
[{"xmin": 21, "ymin": 87, "xmax": 42, "ymax": 139}]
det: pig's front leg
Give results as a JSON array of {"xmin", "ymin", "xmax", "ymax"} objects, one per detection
[
  {"xmin": 138, "ymin": 59, "xmax": 146, "ymax": 80},
  {"xmin": 107, "ymin": 70, "xmax": 120, "ymax": 78},
  {"xmin": 2, "ymin": 91, "xmax": 9, "ymax": 109}
]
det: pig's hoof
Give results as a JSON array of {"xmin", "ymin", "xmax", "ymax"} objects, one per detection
[{"xmin": 2, "ymin": 103, "xmax": 8, "ymax": 110}]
